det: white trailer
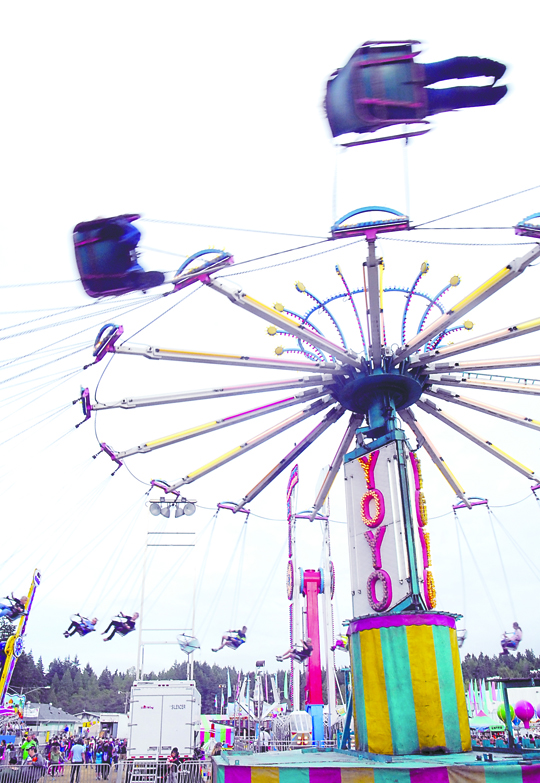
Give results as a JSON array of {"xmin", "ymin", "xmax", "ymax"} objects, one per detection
[
  {"xmin": 100, "ymin": 711, "xmax": 129, "ymax": 739},
  {"xmin": 128, "ymin": 680, "xmax": 201, "ymax": 759}
]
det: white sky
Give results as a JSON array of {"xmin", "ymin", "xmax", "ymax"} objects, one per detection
[{"xmin": 1, "ymin": 1, "xmax": 540, "ymax": 685}]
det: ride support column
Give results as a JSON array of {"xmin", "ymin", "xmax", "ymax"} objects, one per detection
[{"xmin": 301, "ymin": 569, "xmax": 324, "ymax": 742}]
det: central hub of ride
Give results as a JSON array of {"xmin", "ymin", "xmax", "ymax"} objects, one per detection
[{"xmin": 331, "ymin": 364, "xmax": 424, "ymax": 416}]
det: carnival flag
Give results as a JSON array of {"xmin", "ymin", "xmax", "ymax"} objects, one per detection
[
  {"xmin": 283, "ymin": 670, "xmax": 288, "ymax": 700},
  {"xmin": 214, "ymin": 694, "xmax": 218, "ymax": 710},
  {"xmin": 227, "ymin": 669, "xmax": 232, "ymax": 699}
]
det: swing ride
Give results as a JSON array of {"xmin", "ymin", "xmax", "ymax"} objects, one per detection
[{"xmin": 65, "ymin": 39, "xmax": 540, "ymax": 764}]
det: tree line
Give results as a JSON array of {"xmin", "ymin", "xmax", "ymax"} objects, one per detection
[{"xmin": 6, "ymin": 621, "xmax": 538, "ymax": 714}]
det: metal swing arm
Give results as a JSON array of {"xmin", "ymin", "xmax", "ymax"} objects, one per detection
[
  {"xmin": 398, "ymin": 407, "xmax": 470, "ymax": 506},
  {"xmin": 362, "ymin": 240, "xmax": 384, "ymax": 367},
  {"xmin": 426, "ymin": 373, "xmax": 540, "ymax": 396},
  {"xmin": 166, "ymin": 395, "xmax": 334, "ymax": 491},
  {"xmin": 233, "ymin": 405, "xmax": 345, "ymax": 511},
  {"xmin": 425, "ymin": 355, "xmax": 540, "ymax": 374},
  {"xmin": 202, "ymin": 277, "xmax": 363, "ymax": 368},
  {"xmin": 425, "ymin": 387, "xmax": 540, "ymax": 432},
  {"xmin": 394, "ymin": 245, "xmax": 540, "ymax": 363},
  {"xmin": 112, "ymin": 387, "xmax": 328, "ymax": 458},
  {"xmin": 416, "ymin": 397, "xmax": 540, "ymax": 482},
  {"xmin": 409, "ymin": 315, "xmax": 540, "ymax": 368},
  {"xmin": 309, "ymin": 413, "xmax": 364, "ymax": 521},
  {"xmin": 92, "ymin": 375, "xmax": 336, "ymax": 411},
  {"xmin": 112, "ymin": 343, "xmax": 346, "ymax": 374}
]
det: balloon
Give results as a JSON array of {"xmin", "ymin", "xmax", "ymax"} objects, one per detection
[
  {"xmin": 497, "ymin": 703, "xmax": 515, "ymax": 723},
  {"xmin": 515, "ymin": 700, "xmax": 535, "ymax": 729}
]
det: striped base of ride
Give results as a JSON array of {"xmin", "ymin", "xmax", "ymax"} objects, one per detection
[
  {"xmin": 215, "ymin": 754, "xmax": 540, "ymax": 782},
  {"xmin": 348, "ymin": 612, "xmax": 471, "ymax": 755}
]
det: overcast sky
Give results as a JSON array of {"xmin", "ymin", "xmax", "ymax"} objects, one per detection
[{"xmin": 1, "ymin": 1, "xmax": 540, "ymax": 686}]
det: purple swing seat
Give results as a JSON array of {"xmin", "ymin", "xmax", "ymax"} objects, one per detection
[
  {"xmin": 73, "ymin": 214, "xmax": 165, "ymax": 298},
  {"xmin": 325, "ymin": 40, "xmax": 429, "ymax": 139}
]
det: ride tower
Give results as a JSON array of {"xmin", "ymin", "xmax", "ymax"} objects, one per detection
[{"xmin": 322, "ymin": 212, "xmax": 468, "ymax": 754}]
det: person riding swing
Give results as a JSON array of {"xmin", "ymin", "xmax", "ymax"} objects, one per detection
[
  {"xmin": 212, "ymin": 626, "xmax": 247, "ymax": 652},
  {"xmin": 500, "ymin": 622, "xmax": 522, "ymax": 655},
  {"xmin": 0, "ymin": 595, "xmax": 27, "ymax": 621},
  {"xmin": 276, "ymin": 638, "xmax": 313, "ymax": 663},
  {"xmin": 102, "ymin": 612, "xmax": 139, "ymax": 642},
  {"xmin": 63, "ymin": 615, "xmax": 98, "ymax": 638}
]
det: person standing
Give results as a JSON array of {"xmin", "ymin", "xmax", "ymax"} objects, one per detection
[
  {"xmin": 101, "ymin": 740, "xmax": 112, "ymax": 781},
  {"xmin": 69, "ymin": 739, "xmax": 85, "ymax": 783},
  {"xmin": 22, "ymin": 734, "xmax": 37, "ymax": 761},
  {"xmin": 25, "ymin": 746, "xmax": 46, "ymax": 781},
  {"xmin": 95, "ymin": 743, "xmax": 103, "ymax": 780},
  {"xmin": 50, "ymin": 743, "xmax": 62, "ymax": 777}
]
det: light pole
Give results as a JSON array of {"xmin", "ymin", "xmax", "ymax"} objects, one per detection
[
  {"xmin": 118, "ymin": 690, "xmax": 129, "ymax": 714},
  {"xmin": 12, "ymin": 686, "xmax": 50, "ymax": 740},
  {"xmin": 15, "ymin": 685, "xmax": 51, "ymax": 699}
]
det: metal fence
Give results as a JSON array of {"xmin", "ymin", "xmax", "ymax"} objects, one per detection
[
  {"xmin": 122, "ymin": 760, "xmax": 212, "ymax": 783},
  {"xmin": 0, "ymin": 764, "xmax": 121, "ymax": 783},
  {"xmin": 233, "ymin": 738, "xmax": 339, "ymax": 753}
]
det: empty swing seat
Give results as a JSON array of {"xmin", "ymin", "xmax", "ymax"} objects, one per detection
[
  {"xmin": 325, "ymin": 40, "xmax": 428, "ymax": 138},
  {"xmin": 178, "ymin": 635, "xmax": 200, "ymax": 655},
  {"xmin": 73, "ymin": 214, "xmax": 165, "ymax": 298}
]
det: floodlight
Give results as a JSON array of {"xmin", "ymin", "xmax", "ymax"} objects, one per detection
[
  {"xmin": 183, "ymin": 502, "xmax": 196, "ymax": 516},
  {"xmin": 175, "ymin": 504, "xmax": 185, "ymax": 518},
  {"xmin": 149, "ymin": 503, "xmax": 161, "ymax": 516},
  {"xmin": 160, "ymin": 505, "xmax": 171, "ymax": 518}
]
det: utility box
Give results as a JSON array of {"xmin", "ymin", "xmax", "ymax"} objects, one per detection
[{"xmin": 128, "ymin": 680, "xmax": 201, "ymax": 759}]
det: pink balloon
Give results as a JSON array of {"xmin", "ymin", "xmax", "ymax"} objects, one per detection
[{"xmin": 515, "ymin": 700, "xmax": 535, "ymax": 729}]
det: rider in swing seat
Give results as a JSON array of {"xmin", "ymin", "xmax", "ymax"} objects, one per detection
[
  {"xmin": 102, "ymin": 612, "xmax": 139, "ymax": 642},
  {"xmin": 212, "ymin": 626, "xmax": 247, "ymax": 652},
  {"xmin": 276, "ymin": 638, "xmax": 313, "ymax": 663},
  {"xmin": 73, "ymin": 214, "xmax": 165, "ymax": 298},
  {"xmin": 500, "ymin": 622, "xmax": 522, "ymax": 655},
  {"xmin": 325, "ymin": 41, "xmax": 507, "ymax": 139},
  {"xmin": 330, "ymin": 634, "xmax": 348, "ymax": 652},
  {"xmin": 63, "ymin": 615, "xmax": 98, "ymax": 638},
  {"xmin": 0, "ymin": 595, "xmax": 28, "ymax": 621}
]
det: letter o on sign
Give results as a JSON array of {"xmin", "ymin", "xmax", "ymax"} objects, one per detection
[
  {"xmin": 361, "ymin": 488, "xmax": 385, "ymax": 528},
  {"xmin": 367, "ymin": 569, "xmax": 393, "ymax": 612}
]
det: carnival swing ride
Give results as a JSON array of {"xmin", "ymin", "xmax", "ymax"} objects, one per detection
[{"xmin": 71, "ymin": 41, "xmax": 540, "ymax": 754}]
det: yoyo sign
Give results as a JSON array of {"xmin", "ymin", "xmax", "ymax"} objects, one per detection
[{"xmin": 344, "ymin": 440, "xmax": 434, "ymax": 616}]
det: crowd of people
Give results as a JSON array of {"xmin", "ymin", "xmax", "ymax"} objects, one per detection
[{"xmin": 0, "ymin": 734, "xmax": 128, "ymax": 781}]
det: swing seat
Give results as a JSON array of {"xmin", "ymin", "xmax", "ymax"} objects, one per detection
[
  {"xmin": 515, "ymin": 213, "xmax": 540, "ymax": 239},
  {"xmin": 73, "ymin": 215, "xmax": 165, "ymax": 298},
  {"xmin": 74, "ymin": 616, "xmax": 96, "ymax": 636},
  {"xmin": 291, "ymin": 645, "xmax": 312, "ymax": 663},
  {"xmin": 225, "ymin": 634, "xmax": 245, "ymax": 650},
  {"xmin": 177, "ymin": 635, "xmax": 200, "ymax": 655},
  {"xmin": 325, "ymin": 41, "xmax": 429, "ymax": 140},
  {"xmin": 116, "ymin": 626, "xmax": 135, "ymax": 637}
]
